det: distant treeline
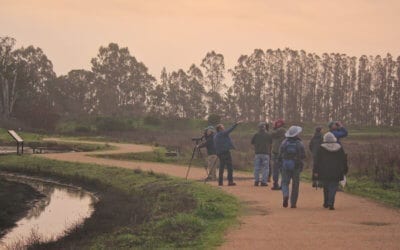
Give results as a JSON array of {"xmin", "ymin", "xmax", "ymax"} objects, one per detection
[{"xmin": 1, "ymin": 36, "xmax": 399, "ymax": 129}]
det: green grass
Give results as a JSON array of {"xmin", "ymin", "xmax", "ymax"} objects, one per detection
[
  {"xmin": 94, "ymin": 147, "xmax": 206, "ymax": 168},
  {"xmin": 0, "ymin": 128, "xmax": 43, "ymax": 143},
  {"xmin": 0, "ymin": 155, "xmax": 240, "ymax": 249},
  {"xmin": 0, "ymin": 178, "xmax": 43, "ymax": 236},
  {"xmin": 301, "ymin": 169, "xmax": 400, "ymax": 208},
  {"xmin": 345, "ymin": 176, "xmax": 400, "ymax": 208}
]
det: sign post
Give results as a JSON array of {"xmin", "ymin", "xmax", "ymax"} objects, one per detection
[{"xmin": 7, "ymin": 130, "xmax": 24, "ymax": 155}]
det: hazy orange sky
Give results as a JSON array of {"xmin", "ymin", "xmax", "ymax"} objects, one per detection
[{"xmin": 1, "ymin": 0, "xmax": 399, "ymax": 77}]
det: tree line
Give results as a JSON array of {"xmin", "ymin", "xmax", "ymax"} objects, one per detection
[{"xmin": 1, "ymin": 36, "xmax": 399, "ymax": 128}]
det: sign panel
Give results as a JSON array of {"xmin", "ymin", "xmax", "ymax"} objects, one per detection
[{"xmin": 8, "ymin": 130, "xmax": 24, "ymax": 143}]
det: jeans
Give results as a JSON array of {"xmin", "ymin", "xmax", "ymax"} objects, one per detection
[
  {"xmin": 281, "ymin": 167, "xmax": 301, "ymax": 206},
  {"xmin": 254, "ymin": 154, "xmax": 270, "ymax": 183},
  {"xmin": 323, "ymin": 181, "xmax": 339, "ymax": 207},
  {"xmin": 272, "ymin": 153, "xmax": 281, "ymax": 185},
  {"xmin": 218, "ymin": 151, "xmax": 233, "ymax": 184}
]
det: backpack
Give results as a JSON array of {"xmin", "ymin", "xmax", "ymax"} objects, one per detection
[{"xmin": 282, "ymin": 140, "xmax": 299, "ymax": 171}]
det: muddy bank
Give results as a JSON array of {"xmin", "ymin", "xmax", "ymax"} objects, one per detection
[{"xmin": 0, "ymin": 178, "xmax": 43, "ymax": 237}]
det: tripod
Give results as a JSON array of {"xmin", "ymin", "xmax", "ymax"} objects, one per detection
[{"xmin": 185, "ymin": 139, "xmax": 212, "ymax": 181}]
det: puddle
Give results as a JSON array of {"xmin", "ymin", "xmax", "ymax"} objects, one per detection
[
  {"xmin": 359, "ymin": 221, "xmax": 391, "ymax": 227},
  {"xmin": 0, "ymin": 173, "xmax": 96, "ymax": 249}
]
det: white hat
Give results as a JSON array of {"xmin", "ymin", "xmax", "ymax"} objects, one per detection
[
  {"xmin": 285, "ymin": 126, "xmax": 302, "ymax": 138},
  {"xmin": 323, "ymin": 132, "xmax": 337, "ymax": 143}
]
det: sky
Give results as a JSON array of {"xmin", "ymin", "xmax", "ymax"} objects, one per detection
[{"xmin": 1, "ymin": 0, "xmax": 399, "ymax": 78}]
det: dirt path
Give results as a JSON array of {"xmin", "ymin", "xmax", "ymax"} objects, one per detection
[{"xmin": 38, "ymin": 139, "xmax": 400, "ymax": 250}]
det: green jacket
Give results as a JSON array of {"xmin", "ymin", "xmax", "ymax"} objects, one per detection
[
  {"xmin": 271, "ymin": 127, "xmax": 286, "ymax": 154},
  {"xmin": 251, "ymin": 130, "xmax": 272, "ymax": 154}
]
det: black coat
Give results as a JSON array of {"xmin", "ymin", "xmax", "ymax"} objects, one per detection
[
  {"xmin": 314, "ymin": 145, "xmax": 348, "ymax": 182},
  {"xmin": 309, "ymin": 132, "xmax": 323, "ymax": 158}
]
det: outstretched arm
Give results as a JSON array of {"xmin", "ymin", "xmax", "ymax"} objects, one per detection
[
  {"xmin": 332, "ymin": 127, "xmax": 348, "ymax": 139},
  {"xmin": 221, "ymin": 121, "xmax": 242, "ymax": 136}
]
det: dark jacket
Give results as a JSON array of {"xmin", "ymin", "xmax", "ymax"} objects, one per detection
[
  {"xmin": 331, "ymin": 127, "xmax": 348, "ymax": 144},
  {"xmin": 314, "ymin": 144, "xmax": 348, "ymax": 182},
  {"xmin": 214, "ymin": 123, "xmax": 238, "ymax": 155},
  {"xmin": 309, "ymin": 132, "xmax": 323, "ymax": 158},
  {"xmin": 279, "ymin": 137, "xmax": 306, "ymax": 169},
  {"xmin": 251, "ymin": 130, "xmax": 272, "ymax": 154},
  {"xmin": 198, "ymin": 134, "xmax": 216, "ymax": 155},
  {"xmin": 271, "ymin": 127, "xmax": 286, "ymax": 154}
]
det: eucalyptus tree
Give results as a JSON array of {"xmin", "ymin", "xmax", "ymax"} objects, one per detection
[
  {"xmin": 91, "ymin": 43, "xmax": 155, "ymax": 115},
  {"xmin": 201, "ymin": 51, "xmax": 225, "ymax": 114}
]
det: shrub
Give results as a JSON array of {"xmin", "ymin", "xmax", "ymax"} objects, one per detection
[
  {"xmin": 75, "ymin": 125, "xmax": 92, "ymax": 133},
  {"xmin": 143, "ymin": 116, "xmax": 162, "ymax": 126},
  {"xmin": 96, "ymin": 117, "xmax": 129, "ymax": 131}
]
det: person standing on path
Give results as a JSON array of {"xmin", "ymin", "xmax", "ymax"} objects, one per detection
[
  {"xmin": 279, "ymin": 126, "xmax": 306, "ymax": 208},
  {"xmin": 309, "ymin": 126, "xmax": 323, "ymax": 187},
  {"xmin": 328, "ymin": 121, "xmax": 348, "ymax": 144},
  {"xmin": 270, "ymin": 119, "xmax": 286, "ymax": 190},
  {"xmin": 251, "ymin": 122, "xmax": 273, "ymax": 186},
  {"xmin": 314, "ymin": 132, "xmax": 348, "ymax": 210},
  {"xmin": 214, "ymin": 121, "xmax": 242, "ymax": 186},
  {"xmin": 197, "ymin": 126, "xmax": 218, "ymax": 181}
]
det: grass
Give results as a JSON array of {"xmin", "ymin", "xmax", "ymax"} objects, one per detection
[
  {"xmin": 345, "ymin": 176, "xmax": 400, "ymax": 208},
  {"xmin": 94, "ymin": 147, "xmax": 205, "ymax": 168},
  {"xmin": 301, "ymin": 169, "xmax": 400, "ymax": 208},
  {"xmin": 0, "ymin": 155, "xmax": 240, "ymax": 249},
  {"xmin": 0, "ymin": 178, "xmax": 43, "ymax": 237},
  {"xmin": 0, "ymin": 128, "xmax": 43, "ymax": 143}
]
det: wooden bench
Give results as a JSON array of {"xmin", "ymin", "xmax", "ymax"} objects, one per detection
[
  {"xmin": 7, "ymin": 130, "xmax": 24, "ymax": 155},
  {"xmin": 165, "ymin": 147, "xmax": 180, "ymax": 157},
  {"xmin": 32, "ymin": 146, "xmax": 47, "ymax": 154}
]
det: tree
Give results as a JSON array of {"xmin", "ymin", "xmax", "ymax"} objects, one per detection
[
  {"xmin": 91, "ymin": 43, "xmax": 155, "ymax": 115},
  {"xmin": 0, "ymin": 37, "xmax": 18, "ymax": 119},
  {"xmin": 186, "ymin": 64, "xmax": 206, "ymax": 118},
  {"xmin": 201, "ymin": 51, "xmax": 225, "ymax": 114},
  {"xmin": 52, "ymin": 69, "xmax": 96, "ymax": 115}
]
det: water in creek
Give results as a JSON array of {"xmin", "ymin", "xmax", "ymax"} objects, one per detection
[{"xmin": 0, "ymin": 174, "xmax": 96, "ymax": 249}]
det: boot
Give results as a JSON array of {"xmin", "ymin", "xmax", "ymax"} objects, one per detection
[
  {"xmin": 228, "ymin": 182, "xmax": 237, "ymax": 186},
  {"xmin": 260, "ymin": 182, "xmax": 268, "ymax": 186},
  {"xmin": 271, "ymin": 182, "xmax": 281, "ymax": 190},
  {"xmin": 283, "ymin": 196, "xmax": 289, "ymax": 208},
  {"xmin": 254, "ymin": 181, "xmax": 259, "ymax": 186}
]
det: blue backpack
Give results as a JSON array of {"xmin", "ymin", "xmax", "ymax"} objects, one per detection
[{"xmin": 282, "ymin": 140, "xmax": 299, "ymax": 171}]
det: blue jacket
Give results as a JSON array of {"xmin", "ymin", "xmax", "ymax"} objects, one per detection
[
  {"xmin": 331, "ymin": 127, "xmax": 348, "ymax": 144},
  {"xmin": 214, "ymin": 124, "xmax": 238, "ymax": 155}
]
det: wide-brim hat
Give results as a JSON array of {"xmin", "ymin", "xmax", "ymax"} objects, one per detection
[
  {"xmin": 205, "ymin": 126, "xmax": 216, "ymax": 132},
  {"xmin": 285, "ymin": 126, "xmax": 302, "ymax": 138}
]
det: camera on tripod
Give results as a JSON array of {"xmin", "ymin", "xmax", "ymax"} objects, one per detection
[{"xmin": 191, "ymin": 137, "xmax": 204, "ymax": 144}]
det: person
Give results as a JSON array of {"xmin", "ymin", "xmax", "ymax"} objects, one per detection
[
  {"xmin": 279, "ymin": 126, "xmax": 306, "ymax": 208},
  {"xmin": 214, "ymin": 121, "xmax": 242, "ymax": 186},
  {"xmin": 313, "ymin": 132, "xmax": 348, "ymax": 210},
  {"xmin": 270, "ymin": 119, "xmax": 286, "ymax": 190},
  {"xmin": 328, "ymin": 121, "xmax": 348, "ymax": 144},
  {"xmin": 309, "ymin": 126, "xmax": 323, "ymax": 187},
  {"xmin": 265, "ymin": 122, "xmax": 272, "ymax": 182},
  {"xmin": 197, "ymin": 126, "xmax": 218, "ymax": 181},
  {"xmin": 251, "ymin": 122, "xmax": 272, "ymax": 186}
]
